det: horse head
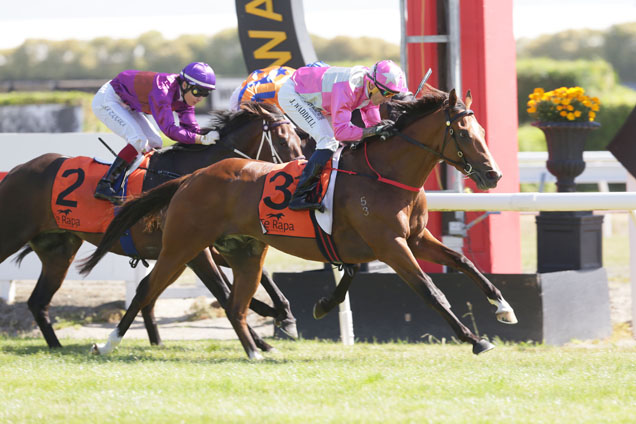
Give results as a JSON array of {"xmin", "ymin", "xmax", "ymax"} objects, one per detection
[
  {"xmin": 390, "ymin": 86, "xmax": 501, "ymax": 190},
  {"xmin": 202, "ymin": 102, "xmax": 304, "ymax": 163},
  {"xmin": 444, "ymin": 89, "xmax": 502, "ymax": 190}
]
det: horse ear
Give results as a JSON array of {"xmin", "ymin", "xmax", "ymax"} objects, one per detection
[
  {"xmin": 465, "ymin": 90, "xmax": 472, "ymax": 109},
  {"xmin": 449, "ymin": 89, "xmax": 457, "ymax": 107}
]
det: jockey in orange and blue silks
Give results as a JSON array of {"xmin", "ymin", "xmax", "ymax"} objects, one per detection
[
  {"xmin": 228, "ymin": 62, "xmax": 330, "ymax": 111},
  {"xmin": 92, "ymin": 62, "xmax": 219, "ymax": 204},
  {"xmin": 229, "ymin": 65, "xmax": 296, "ymax": 111},
  {"xmin": 277, "ymin": 59, "xmax": 409, "ymax": 211}
]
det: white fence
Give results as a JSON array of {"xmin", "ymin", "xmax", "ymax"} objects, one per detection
[{"xmin": 518, "ymin": 151, "xmax": 627, "ymax": 190}]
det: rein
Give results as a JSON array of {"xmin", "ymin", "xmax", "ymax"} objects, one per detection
[
  {"xmin": 332, "ymin": 107, "xmax": 475, "ymax": 192},
  {"xmin": 141, "ymin": 118, "xmax": 291, "ymax": 180}
]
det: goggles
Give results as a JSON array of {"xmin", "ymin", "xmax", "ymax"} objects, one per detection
[
  {"xmin": 373, "ymin": 80, "xmax": 399, "ymax": 98},
  {"xmin": 189, "ymin": 85, "xmax": 211, "ymax": 98}
]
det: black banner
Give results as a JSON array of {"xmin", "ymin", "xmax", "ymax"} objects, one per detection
[{"xmin": 235, "ymin": 0, "xmax": 317, "ymax": 71}]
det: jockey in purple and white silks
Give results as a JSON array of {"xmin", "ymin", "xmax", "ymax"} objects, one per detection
[
  {"xmin": 92, "ymin": 62, "xmax": 218, "ymax": 204},
  {"xmin": 277, "ymin": 59, "xmax": 409, "ymax": 211}
]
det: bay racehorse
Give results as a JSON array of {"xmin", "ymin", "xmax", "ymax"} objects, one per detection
[
  {"xmin": 0, "ymin": 102, "xmax": 303, "ymax": 350},
  {"xmin": 82, "ymin": 87, "xmax": 518, "ymax": 359}
]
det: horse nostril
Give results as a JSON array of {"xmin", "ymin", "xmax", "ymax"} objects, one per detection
[{"xmin": 486, "ymin": 170, "xmax": 502, "ymax": 182}]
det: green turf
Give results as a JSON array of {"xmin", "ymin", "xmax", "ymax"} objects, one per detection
[{"xmin": 1, "ymin": 338, "xmax": 635, "ymax": 424}]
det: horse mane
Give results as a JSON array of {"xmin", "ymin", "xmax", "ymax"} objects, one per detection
[
  {"xmin": 390, "ymin": 84, "xmax": 466, "ymax": 130},
  {"xmin": 200, "ymin": 102, "xmax": 285, "ymax": 138}
]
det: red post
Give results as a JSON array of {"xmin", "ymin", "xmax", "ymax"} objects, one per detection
[{"xmin": 407, "ymin": 0, "xmax": 521, "ymax": 273}]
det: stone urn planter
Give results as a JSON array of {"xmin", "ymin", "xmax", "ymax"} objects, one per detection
[{"xmin": 532, "ymin": 121, "xmax": 601, "ymax": 192}]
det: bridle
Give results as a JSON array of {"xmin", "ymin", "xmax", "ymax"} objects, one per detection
[
  {"xmin": 395, "ymin": 107, "xmax": 475, "ymax": 176},
  {"xmin": 230, "ymin": 119, "xmax": 291, "ymax": 164},
  {"xmin": 334, "ymin": 106, "xmax": 477, "ymax": 192}
]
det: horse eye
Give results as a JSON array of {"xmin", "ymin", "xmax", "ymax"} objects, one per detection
[{"xmin": 460, "ymin": 130, "xmax": 469, "ymax": 139}]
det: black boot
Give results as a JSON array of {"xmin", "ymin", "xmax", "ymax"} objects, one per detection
[
  {"xmin": 288, "ymin": 149, "xmax": 333, "ymax": 211},
  {"xmin": 94, "ymin": 157, "xmax": 131, "ymax": 204}
]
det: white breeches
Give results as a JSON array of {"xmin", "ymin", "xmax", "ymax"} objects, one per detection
[
  {"xmin": 228, "ymin": 86, "xmax": 241, "ymax": 111},
  {"xmin": 92, "ymin": 81, "xmax": 163, "ymax": 154},
  {"xmin": 278, "ymin": 79, "xmax": 339, "ymax": 152}
]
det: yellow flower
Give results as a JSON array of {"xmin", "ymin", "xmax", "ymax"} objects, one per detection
[{"xmin": 528, "ymin": 86, "xmax": 600, "ymax": 123}]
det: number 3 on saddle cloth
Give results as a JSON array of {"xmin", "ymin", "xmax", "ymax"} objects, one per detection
[
  {"xmin": 51, "ymin": 155, "xmax": 151, "ymax": 233},
  {"xmin": 259, "ymin": 147, "xmax": 345, "ymax": 266}
]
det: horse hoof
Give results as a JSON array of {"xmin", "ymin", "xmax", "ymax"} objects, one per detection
[
  {"xmin": 90, "ymin": 344, "xmax": 101, "ymax": 355},
  {"xmin": 472, "ymin": 339, "xmax": 495, "ymax": 355},
  {"xmin": 313, "ymin": 300, "xmax": 327, "ymax": 320},
  {"xmin": 276, "ymin": 319, "xmax": 299, "ymax": 339},
  {"xmin": 489, "ymin": 298, "xmax": 518, "ymax": 325},
  {"xmin": 497, "ymin": 310, "xmax": 518, "ymax": 325},
  {"xmin": 248, "ymin": 351, "xmax": 264, "ymax": 361}
]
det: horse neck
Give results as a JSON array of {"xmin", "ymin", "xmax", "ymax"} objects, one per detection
[{"xmin": 365, "ymin": 108, "xmax": 447, "ymax": 189}]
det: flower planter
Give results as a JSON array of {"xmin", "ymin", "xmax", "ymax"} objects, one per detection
[{"xmin": 532, "ymin": 121, "xmax": 600, "ymax": 192}]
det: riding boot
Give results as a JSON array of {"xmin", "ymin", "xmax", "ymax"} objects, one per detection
[
  {"xmin": 288, "ymin": 149, "xmax": 333, "ymax": 211},
  {"xmin": 94, "ymin": 157, "xmax": 131, "ymax": 204}
]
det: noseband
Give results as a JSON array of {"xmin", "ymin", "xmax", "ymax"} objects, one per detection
[{"xmin": 231, "ymin": 119, "xmax": 291, "ymax": 164}]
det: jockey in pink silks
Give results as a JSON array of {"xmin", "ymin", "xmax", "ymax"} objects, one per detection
[
  {"xmin": 277, "ymin": 59, "xmax": 409, "ymax": 211},
  {"xmin": 92, "ymin": 62, "xmax": 218, "ymax": 204}
]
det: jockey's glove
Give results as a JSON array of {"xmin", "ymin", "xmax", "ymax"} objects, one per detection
[
  {"xmin": 362, "ymin": 119, "xmax": 397, "ymax": 140},
  {"xmin": 198, "ymin": 131, "xmax": 219, "ymax": 145}
]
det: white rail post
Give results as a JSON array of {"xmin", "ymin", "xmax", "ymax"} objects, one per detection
[
  {"xmin": 0, "ymin": 280, "xmax": 16, "ymax": 304},
  {"xmin": 332, "ymin": 266, "xmax": 354, "ymax": 345},
  {"xmin": 628, "ymin": 175, "xmax": 636, "ymax": 338}
]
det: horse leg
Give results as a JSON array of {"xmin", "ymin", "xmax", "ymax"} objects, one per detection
[
  {"xmin": 313, "ymin": 264, "xmax": 360, "ymax": 320},
  {"xmin": 210, "ymin": 248, "xmax": 285, "ymax": 324},
  {"xmin": 223, "ymin": 242, "xmax": 270, "ymax": 360},
  {"xmin": 26, "ymin": 233, "xmax": 83, "ymax": 348},
  {"xmin": 187, "ymin": 249, "xmax": 274, "ymax": 352},
  {"xmin": 408, "ymin": 228, "xmax": 517, "ymax": 324},
  {"xmin": 258, "ymin": 269, "xmax": 298, "ymax": 339},
  {"xmin": 379, "ymin": 238, "xmax": 493, "ymax": 355},
  {"xmin": 140, "ymin": 296, "xmax": 162, "ymax": 346},
  {"xmin": 92, "ymin": 261, "xmax": 186, "ymax": 355}
]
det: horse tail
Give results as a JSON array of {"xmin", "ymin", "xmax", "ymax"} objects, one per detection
[
  {"xmin": 78, "ymin": 176, "xmax": 186, "ymax": 275},
  {"xmin": 14, "ymin": 246, "xmax": 33, "ymax": 266}
]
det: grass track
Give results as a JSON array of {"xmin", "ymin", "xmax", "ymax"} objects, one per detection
[{"xmin": 1, "ymin": 338, "xmax": 635, "ymax": 424}]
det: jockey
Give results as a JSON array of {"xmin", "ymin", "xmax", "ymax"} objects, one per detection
[
  {"xmin": 228, "ymin": 65, "xmax": 295, "ymax": 111},
  {"xmin": 228, "ymin": 61, "xmax": 329, "ymax": 111},
  {"xmin": 92, "ymin": 62, "xmax": 218, "ymax": 203},
  {"xmin": 277, "ymin": 59, "xmax": 409, "ymax": 211}
]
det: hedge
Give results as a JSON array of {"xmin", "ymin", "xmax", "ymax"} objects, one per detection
[{"xmin": 517, "ymin": 58, "xmax": 636, "ymax": 150}]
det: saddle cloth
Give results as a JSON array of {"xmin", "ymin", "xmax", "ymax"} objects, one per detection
[
  {"xmin": 51, "ymin": 155, "xmax": 150, "ymax": 233},
  {"xmin": 258, "ymin": 147, "xmax": 343, "ymax": 238}
]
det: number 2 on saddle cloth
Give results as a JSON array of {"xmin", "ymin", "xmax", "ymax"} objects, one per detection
[{"xmin": 51, "ymin": 155, "xmax": 150, "ymax": 233}]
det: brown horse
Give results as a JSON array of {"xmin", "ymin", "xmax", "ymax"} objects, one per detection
[
  {"xmin": 82, "ymin": 87, "xmax": 518, "ymax": 359},
  {"xmin": 0, "ymin": 102, "xmax": 303, "ymax": 351}
]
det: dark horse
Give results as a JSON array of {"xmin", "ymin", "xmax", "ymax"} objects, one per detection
[
  {"xmin": 0, "ymin": 102, "xmax": 303, "ymax": 350},
  {"xmin": 83, "ymin": 87, "xmax": 518, "ymax": 359}
]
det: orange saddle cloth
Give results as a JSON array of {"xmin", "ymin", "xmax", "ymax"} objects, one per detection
[
  {"xmin": 51, "ymin": 155, "xmax": 150, "ymax": 233},
  {"xmin": 259, "ymin": 159, "xmax": 332, "ymax": 238}
]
